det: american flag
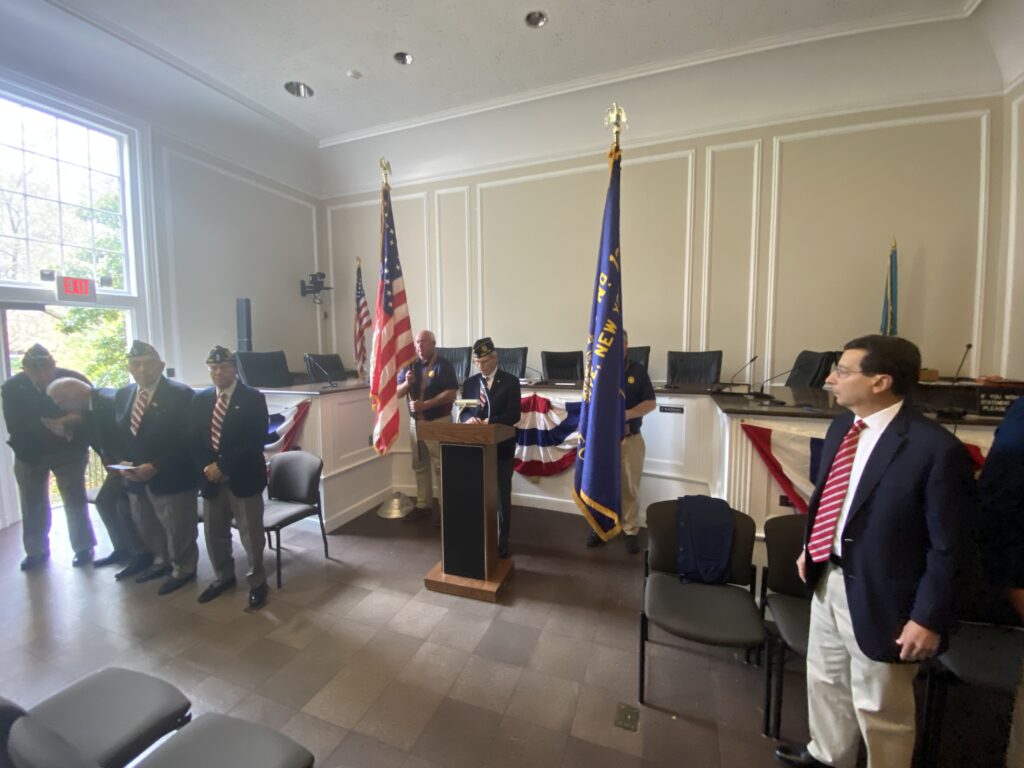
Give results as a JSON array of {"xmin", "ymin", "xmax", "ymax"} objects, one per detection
[
  {"xmin": 369, "ymin": 181, "xmax": 415, "ymax": 454},
  {"xmin": 353, "ymin": 261, "xmax": 372, "ymax": 374}
]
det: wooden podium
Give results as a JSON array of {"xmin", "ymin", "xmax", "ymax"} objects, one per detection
[{"xmin": 418, "ymin": 420, "xmax": 515, "ymax": 602}]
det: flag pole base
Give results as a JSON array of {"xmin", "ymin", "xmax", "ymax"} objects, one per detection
[{"xmin": 376, "ymin": 491, "xmax": 414, "ymax": 519}]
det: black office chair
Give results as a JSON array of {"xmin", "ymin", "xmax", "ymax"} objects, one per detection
[
  {"xmin": 627, "ymin": 345, "xmax": 651, "ymax": 370},
  {"xmin": 666, "ymin": 350, "xmax": 723, "ymax": 386},
  {"xmin": 495, "ymin": 347, "xmax": 528, "ymax": 377},
  {"xmin": 0, "ymin": 667, "xmax": 191, "ymax": 768},
  {"xmin": 639, "ymin": 497, "xmax": 765, "ymax": 710},
  {"xmin": 784, "ymin": 351, "xmax": 840, "ymax": 389},
  {"xmin": 263, "ymin": 450, "xmax": 328, "ymax": 588},
  {"xmin": 435, "ymin": 346, "xmax": 472, "ymax": 383},
  {"xmin": 235, "ymin": 351, "xmax": 292, "ymax": 388},
  {"xmin": 761, "ymin": 514, "xmax": 813, "ymax": 739},
  {"xmin": 541, "ymin": 350, "xmax": 584, "ymax": 381},
  {"xmin": 304, "ymin": 353, "xmax": 346, "ymax": 384}
]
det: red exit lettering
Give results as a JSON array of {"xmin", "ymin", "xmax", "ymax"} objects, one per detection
[{"xmin": 63, "ymin": 277, "xmax": 89, "ymax": 295}]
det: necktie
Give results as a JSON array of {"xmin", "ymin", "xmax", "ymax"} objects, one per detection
[
  {"xmin": 210, "ymin": 392, "xmax": 228, "ymax": 451},
  {"xmin": 807, "ymin": 419, "xmax": 866, "ymax": 563},
  {"xmin": 130, "ymin": 389, "xmax": 150, "ymax": 436}
]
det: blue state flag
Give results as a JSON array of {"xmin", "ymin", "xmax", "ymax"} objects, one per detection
[
  {"xmin": 880, "ymin": 241, "xmax": 898, "ymax": 336},
  {"xmin": 573, "ymin": 148, "xmax": 626, "ymax": 540}
]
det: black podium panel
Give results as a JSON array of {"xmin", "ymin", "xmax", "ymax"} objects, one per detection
[{"xmin": 441, "ymin": 444, "xmax": 485, "ymax": 579}]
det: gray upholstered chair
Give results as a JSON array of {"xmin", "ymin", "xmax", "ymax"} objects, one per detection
[
  {"xmin": 666, "ymin": 350, "xmax": 723, "ymax": 387},
  {"xmin": 639, "ymin": 498, "xmax": 765, "ymax": 709},
  {"xmin": 304, "ymin": 352, "xmax": 347, "ymax": 384},
  {"xmin": 235, "ymin": 351, "xmax": 293, "ymax": 388},
  {"xmin": 626, "ymin": 345, "xmax": 651, "ymax": 370},
  {"xmin": 7, "ymin": 711, "xmax": 313, "ymax": 768},
  {"xmin": 784, "ymin": 350, "xmax": 840, "ymax": 389},
  {"xmin": 541, "ymin": 350, "xmax": 584, "ymax": 381},
  {"xmin": 263, "ymin": 450, "xmax": 328, "ymax": 588},
  {"xmin": 761, "ymin": 514, "xmax": 813, "ymax": 739},
  {"xmin": 0, "ymin": 667, "xmax": 190, "ymax": 768},
  {"xmin": 495, "ymin": 346, "xmax": 528, "ymax": 377},
  {"xmin": 435, "ymin": 346, "xmax": 472, "ymax": 383}
]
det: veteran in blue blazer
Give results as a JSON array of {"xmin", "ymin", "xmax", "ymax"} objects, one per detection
[
  {"xmin": 776, "ymin": 335, "xmax": 976, "ymax": 768},
  {"xmin": 190, "ymin": 345, "xmax": 270, "ymax": 609},
  {"xmin": 459, "ymin": 337, "xmax": 521, "ymax": 558}
]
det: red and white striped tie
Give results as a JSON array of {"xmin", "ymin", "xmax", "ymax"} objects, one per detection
[
  {"xmin": 807, "ymin": 419, "xmax": 866, "ymax": 563},
  {"xmin": 210, "ymin": 392, "xmax": 228, "ymax": 451},
  {"xmin": 130, "ymin": 389, "xmax": 150, "ymax": 436}
]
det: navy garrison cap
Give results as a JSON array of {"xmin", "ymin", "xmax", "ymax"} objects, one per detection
[
  {"xmin": 127, "ymin": 340, "xmax": 160, "ymax": 359},
  {"xmin": 205, "ymin": 345, "xmax": 235, "ymax": 365},
  {"xmin": 22, "ymin": 343, "xmax": 54, "ymax": 368},
  {"xmin": 472, "ymin": 337, "xmax": 495, "ymax": 358}
]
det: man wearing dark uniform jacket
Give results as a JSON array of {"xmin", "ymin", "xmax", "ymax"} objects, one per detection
[
  {"xmin": 191, "ymin": 346, "xmax": 270, "ymax": 610},
  {"xmin": 459, "ymin": 337, "xmax": 522, "ymax": 558},
  {"xmin": 396, "ymin": 330, "xmax": 458, "ymax": 520},
  {"xmin": 47, "ymin": 377, "xmax": 146, "ymax": 569},
  {"xmin": 114, "ymin": 341, "xmax": 199, "ymax": 595},
  {"xmin": 586, "ymin": 332, "xmax": 656, "ymax": 554},
  {"xmin": 2, "ymin": 344, "xmax": 96, "ymax": 570}
]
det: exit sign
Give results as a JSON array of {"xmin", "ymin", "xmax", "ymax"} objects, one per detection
[{"xmin": 55, "ymin": 275, "xmax": 97, "ymax": 304}]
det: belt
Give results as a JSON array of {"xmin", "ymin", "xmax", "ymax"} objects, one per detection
[{"xmin": 829, "ymin": 552, "xmax": 844, "ymax": 569}]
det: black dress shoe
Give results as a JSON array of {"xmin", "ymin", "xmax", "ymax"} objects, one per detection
[
  {"xmin": 115, "ymin": 555, "xmax": 154, "ymax": 581},
  {"xmin": 135, "ymin": 563, "xmax": 173, "ymax": 584},
  {"xmin": 157, "ymin": 573, "xmax": 196, "ymax": 596},
  {"xmin": 93, "ymin": 551, "xmax": 128, "ymax": 568},
  {"xmin": 624, "ymin": 535, "xmax": 640, "ymax": 554},
  {"xmin": 585, "ymin": 531, "xmax": 606, "ymax": 548},
  {"xmin": 774, "ymin": 743, "xmax": 829, "ymax": 767},
  {"xmin": 248, "ymin": 583, "xmax": 269, "ymax": 609},
  {"xmin": 20, "ymin": 552, "xmax": 50, "ymax": 571},
  {"xmin": 404, "ymin": 506, "xmax": 432, "ymax": 522},
  {"xmin": 72, "ymin": 549, "xmax": 94, "ymax": 567},
  {"xmin": 197, "ymin": 577, "xmax": 237, "ymax": 604}
]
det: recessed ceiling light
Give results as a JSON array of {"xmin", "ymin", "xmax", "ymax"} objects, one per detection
[
  {"xmin": 347, "ymin": 69, "xmax": 363, "ymax": 80},
  {"xmin": 393, "ymin": 52, "xmax": 414, "ymax": 65},
  {"xmin": 284, "ymin": 81, "xmax": 314, "ymax": 98},
  {"xmin": 525, "ymin": 11, "xmax": 548, "ymax": 28}
]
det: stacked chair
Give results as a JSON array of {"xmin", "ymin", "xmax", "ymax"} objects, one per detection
[{"xmin": 1, "ymin": 667, "xmax": 313, "ymax": 767}]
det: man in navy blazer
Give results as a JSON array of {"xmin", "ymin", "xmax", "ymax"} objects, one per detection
[
  {"xmin": 459, "ymin": 337, "xmax": 521, "ymax": 557},
  {"xmin": 191, "ymin": 346, "xmax": 270, "ymax": 609},
  {"xmin": 775, "ymin": 335, "xmax": 975, "ymax": 768},
  {"xmin": 114, "ymin": 341, "xmax": 199, "ymax": 595}
]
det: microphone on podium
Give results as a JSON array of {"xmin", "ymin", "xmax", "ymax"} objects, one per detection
[
  {"xmin": 709, "ymin": 355, "xmax": 758, "ymax": 393},
  {"xmin": 747, "ymin": 367, "xmax": 795, "ymax": 400},
  {"xmin": 304, "ymin": 354, "xmax": 339, "ymax": 391},
  {"xmin": 951, "ymin": 342, "xmax": 973, "ymax": 386}
]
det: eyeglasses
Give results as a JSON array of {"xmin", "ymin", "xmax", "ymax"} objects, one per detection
[{"xmin": 834, "ymin": 366, "xmax": 864, "ymax": 379}]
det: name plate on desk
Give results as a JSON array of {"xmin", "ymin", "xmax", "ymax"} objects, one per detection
[
  {"xmin": 659, "ymin": 405, "xmax": 685, "ymax": 414},
  {"xmin": 977, "ymin": 387, "xmax": 1023, "ymax": 417}
]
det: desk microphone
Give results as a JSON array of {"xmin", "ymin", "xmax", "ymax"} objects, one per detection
[
  {"xmin": 710, "ymin": 355, "xmax": 758, "ymax": 393},
  {"xmin": 951, "ymin": 342, "xmax": 973, "ymax": 386},
  {"xmin": 747, "ymin": 368, "xmax": 794, "ymax": 399},
  {"xmin": 304, "ymin": 354, "xmax": 339, "ymax": 391}
]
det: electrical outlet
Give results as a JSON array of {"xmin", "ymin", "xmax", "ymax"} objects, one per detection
[{"xmin": 778, "ymin": 494, "xmax": 794, "ymax": 508}]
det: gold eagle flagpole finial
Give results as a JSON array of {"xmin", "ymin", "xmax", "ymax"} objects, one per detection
[
  {"xmin": 604, "ymin": 103, "xmax": 628, "ymax": 152},
  {"xmin": 379, "ymin": 157, "xmax": 391, "ymax": 186}
]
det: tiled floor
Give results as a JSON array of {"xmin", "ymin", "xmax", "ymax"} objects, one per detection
[{"xmin": 0, "ymin": 504, "xmax": 1013, "ymax": 767}]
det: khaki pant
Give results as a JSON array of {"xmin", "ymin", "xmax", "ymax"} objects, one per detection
[
  {"xmin": 129, "ymin": 486, "xmax": 198, "ymax": 579},
  {"xmin": 202, "ymin": 489, "xmax": 266, "ymax": 588},
  {"xmin": 94, "ymin": 472, "xmax": 144, "ymax": 557},
  {"xmin": 620, "ymin": 433, "xmax": 645, "ymax": 536},
  {"xmin": 15, "ymin": 453, "xmax": 95, "ymax": 557},
  {"xmin": 409, "ymin": 416, "xmax": 442, "ymax": 509},
  {"xmin": 805, "ymin": 565, "xmax": 919, "ymax": 768}
]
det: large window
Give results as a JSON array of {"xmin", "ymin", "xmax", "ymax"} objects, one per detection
[{"xmin": 0, "ymin": 95, "xmax": 130, "ymax": 290}]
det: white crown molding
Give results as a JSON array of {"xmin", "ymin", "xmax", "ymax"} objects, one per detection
[
  {"xmin": 318, "ymin": 8, "xmax": 981, "ymax": 148},
  {"xmin": 1001, "ymin": 94, "xmax": 1023, "ymax": 375},
  {"xmin": 764, "ymin": 110, "xmax": 990, "ymax": 379},
  {"xmin": 41, "ymin": 0, "xmax": 316, "ymax": 144},
  {"xmin": 1006, "ymin": 69, "xmax": 1024, "ymax": 96}
]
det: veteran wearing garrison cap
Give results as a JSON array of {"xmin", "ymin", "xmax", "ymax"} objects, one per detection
[
  {"xmin": 459, "ymin": 337, "xmax": 521, "ymax": 557},
  {"xmin": 113, "ymin": 341, "xmax": 199, "ymax": 594},
  {"xmin": 2, "ymin": 344, "xmax": 95, "ymax": 571},
  {"xmin": 190, "ymin": 346, "xmax": 270, "ymax": 609}
]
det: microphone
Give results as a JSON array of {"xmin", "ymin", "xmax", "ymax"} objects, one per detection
[
  {"xmin": 709, "ymin": 355, "xmax": 758, "ymax": 393},
  {"xmin": 304, "ymin": 354, "xmax": 338, "ymax": 391},
  {"xmin": 951, "ymin": 343, "xmax": 973, "ymax": 386},
  {"xmin": 747, "ymin": 367, "xmax": 794, "ymax": 399}
]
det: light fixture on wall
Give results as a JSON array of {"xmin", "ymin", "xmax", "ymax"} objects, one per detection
[
  {"xmin": 300, "ymin": 272, "xmax": 332, "ymax": 304},
  {"xmin": 284, "ymin": 81, "xmax": 315, "ymax": 98},
  {"xmin": 393, "ymin": 52, "xmax": 414, "ymax": 65},
  {"xmin": 525, "ymin": 11, "xmax": 548, "ymax": 28}
]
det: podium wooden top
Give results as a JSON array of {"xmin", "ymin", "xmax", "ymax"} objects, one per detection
[{"xmin": 417, "ymin": 421, "xmax": 515, "ymax": 445}]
